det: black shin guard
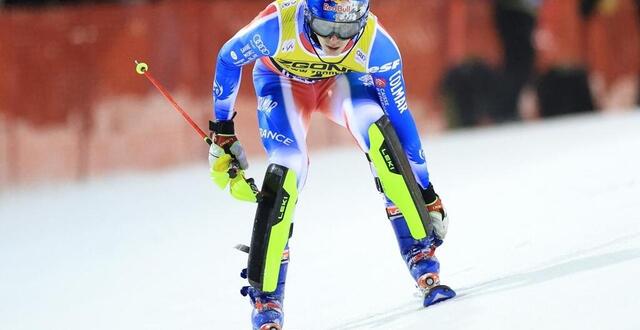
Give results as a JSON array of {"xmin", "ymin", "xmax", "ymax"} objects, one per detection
[
  {"xmin": 367, "ymin": 115, "xmax": 433, "ymax": 240},
  {"xmin": 247, "ymin": 164, "xmax": 297, "ymax": 292}
]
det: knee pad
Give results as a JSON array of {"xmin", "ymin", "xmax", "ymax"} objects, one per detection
[
  {"xmin": 367, "ymin": 115, "xmax": 432, "ymax": 241},
  {"xmin": 247, "ymin": 164, "xmax": 298, "ymax": 293}
]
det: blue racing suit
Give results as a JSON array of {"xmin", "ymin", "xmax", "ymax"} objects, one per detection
[{"xmin": 212, "ymin": 2, "xmax": 445, "ymax": 320}]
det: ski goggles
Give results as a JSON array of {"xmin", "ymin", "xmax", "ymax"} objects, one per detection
[{"xmin": 308, "ymin": 16, "xmax": 364, "ymax": 40}]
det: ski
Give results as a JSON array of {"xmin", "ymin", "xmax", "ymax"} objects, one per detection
[{"xmin": 423, "ymin": 284, "xmax": 456, "ymax": 307}]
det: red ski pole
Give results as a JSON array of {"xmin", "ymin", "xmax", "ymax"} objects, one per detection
[
  {"xmin": 134, "ymin": 60, "xmax": 247, "ymax": 182},
  {"xmin": 134, "ymin": 60, "xmax": 212, "ymax": 145}
]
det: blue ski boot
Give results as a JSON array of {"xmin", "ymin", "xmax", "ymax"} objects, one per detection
[
  {"xmin": 240, "ymin": 249, "xmax": 289, "ymax": 330},
  {"xmin": 404, "ymin": 243, "xmax": 456, "ymax": 307},
  {"xmin": 389, "ymin": 205, "xmax": 456, "ymax": 307},
  {"xmin": 241, "ymin": 284, "xmax": 284, "ymax": 330}
]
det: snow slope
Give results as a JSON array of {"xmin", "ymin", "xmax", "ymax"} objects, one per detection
[{"xmin": 1, "ymin": 111, "xmax": 639, "ymax": 330}]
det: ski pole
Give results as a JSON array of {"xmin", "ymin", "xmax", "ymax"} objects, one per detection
[
  {"xmin": 134, "ymin": 60, "xmax": 212, "ymax": 145},
  {"xmin": 133, "ymin": 60, "xmax": 247, "ymax": 182}
]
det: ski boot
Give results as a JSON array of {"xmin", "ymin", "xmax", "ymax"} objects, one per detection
[
  {"xmin": 241, "ymin": 283, "xmax": 284, "ymax": 330},
  {"xmin": 240, "ymin": 248, "xmax": 289, "ymax": 330},
  {"xmin": 404, "ymin": 244, "xmax": 456, "ymax": 307},
  {"xmin": 389, "ymin": 208, "xmax": 456, "ymax": 307}
]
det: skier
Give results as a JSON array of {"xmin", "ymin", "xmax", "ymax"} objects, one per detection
[{"xmin": 208, "ymin": 1, "xmax": 455, "ymax": 329}]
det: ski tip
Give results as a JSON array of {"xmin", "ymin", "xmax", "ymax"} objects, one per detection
[{"xmin": 423, "ymin": 285, "xmax": 456, "ymax": 307}]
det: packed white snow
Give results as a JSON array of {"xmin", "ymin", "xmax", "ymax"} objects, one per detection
[{"xmin": 1, "ymin": 111, "xmax": 639, "ymax": 330}]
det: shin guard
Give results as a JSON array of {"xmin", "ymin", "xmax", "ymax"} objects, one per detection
[
  {"xmin": 248, "ymin": 164, "xmax": 298, "ymax": 293},
  {"xmin": 367, "ymin": 115, "xmax": 432, "ymax": 240}
]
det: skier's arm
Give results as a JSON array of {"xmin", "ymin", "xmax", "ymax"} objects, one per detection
[
  {"xmin": 213, "ymin": 3, "xmax": 280, "ymax": 121},
  {"xmin": 209, "ymin": 3, "xmax": 280, "ymax": 202}
]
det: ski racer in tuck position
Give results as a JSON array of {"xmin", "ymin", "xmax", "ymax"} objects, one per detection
[{"xmin": 208, "ymin": 0, "xmax": 456, "ymax": 328}]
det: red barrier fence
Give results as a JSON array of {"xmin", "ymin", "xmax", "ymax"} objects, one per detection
[{"xmin": 1, "ymin": 0, "xmax": 638, "ymax": 187}]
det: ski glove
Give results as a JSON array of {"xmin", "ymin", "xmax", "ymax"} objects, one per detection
[
  {"xmin": 427, "ymin": 197, "xmax": 449, "ymax": 246},
  {"xmin": 209, "ymin": 118, "xmax": 259, "ymax": 202},
  {"xmin": 423, "ymin": 184, "xmax": 449, "ymax": 247}
]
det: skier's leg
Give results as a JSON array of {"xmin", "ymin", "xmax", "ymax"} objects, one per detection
[
  {"xmin": 322, "ymin": 73, "xmax": 434, "ymax": 240},
  {"xmin": 366, "ymin": 118, "xmax": 446, "ymax": 294},
  {"xmin": 324, "ymin": 73, "xmax": 454, "ymax": 305},
  {"xmin": 242, "ymin": 64, "xmax": 315, "ymax": 330},
  {"xmin": 320, "ymin": 73, "xmax": 433, "ymax": 239}
]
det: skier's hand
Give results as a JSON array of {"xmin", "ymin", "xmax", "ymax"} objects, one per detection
[
  {"xmin": 209, "ymin": 119, "xmax": 259, "ymax": 203},
  {"xmin": 423, "ymin": 184, "xmax": 449, "ymax": 247},
  {"xmin": 427, "ymin": 196, "xmax": 449, "ymax": 246}
]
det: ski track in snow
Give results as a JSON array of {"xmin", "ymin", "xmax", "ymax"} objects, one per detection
[
  {"xmin": 1, "ymin": 111, "xmax": 639, "ymax": 330},
  {"xmin": 335, "ymin": 232, "xmax": 640, "ymax": 329}
]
